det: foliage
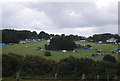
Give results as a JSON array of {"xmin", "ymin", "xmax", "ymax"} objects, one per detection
[
  {"xmin": 92, "ymin": 61, "xmax": 118, "ymax": 79},
  {"xmin": 2, "ymin": 53, "xmax": 24, "ymax": 77},
  {"xmin": 2, "ymin": 53, "xmax": 119, "ymax": 79},
  {"xmin": 2, "ymin": 29, "xmax": 38, "ymax": 43},
  {"xmin": 57, "ymin": 56, "xmax": 95, "ymax": 77},
  {"xmin": 38, "ymin": 31, "xmax": 50, "ymax": 40},
  {"xmin": 92, "ymin": 33, "xmax": 120, "ymax": 43},
  {"xmin": 44, "ymin": 51, "xmax": 52, "ymax": 56},
  {"xmin": 22, "ymin": 55, "xmax": 55, "ymax": 76},
  {"xmin": 46, "ymin": 37, "xmax": 77, "ymax": 50},
  {"xmin": 2, "ymin": 29, "xmax": 120, "ymax": 44},
  {"xmin": 103, "ymin": 55, "xmax": 117, "ymax": 63}
]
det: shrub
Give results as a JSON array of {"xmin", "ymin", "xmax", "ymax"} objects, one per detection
[
  {"xmin": 57, "ymin": 56, "xmax": 95, "ymax": 77},
  {"xmin": 44, "ymin": 51, "xmax": 52, "ymax": 56},
  {"xmin": 22, "ymin": 55, "xmax": 54, "ymax": 76},
  {"xmin": 2, "ymin": 53, "xmax": 24, "ymax": 77},
  {"xmin": 103, "ymin": 55, "xmax": 117, "ymax": 63}
]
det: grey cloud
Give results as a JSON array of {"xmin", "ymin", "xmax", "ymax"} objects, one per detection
[
  {"xmin": 1, "ymin": 2, "xmax": 118, "ymax": 36},
  {"xmin": 23, "ymin": 2, "xmax": 117, "ymax": 28}
]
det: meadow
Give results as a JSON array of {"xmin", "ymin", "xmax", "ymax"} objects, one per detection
[{"xmin": 2, "ymin": 41, "xmax": 119, "ymax": 62}]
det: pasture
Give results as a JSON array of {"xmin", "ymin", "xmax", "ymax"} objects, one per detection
[{"xmin": 2, "ymin": 41, "xmax": 119, "ymax": 61}]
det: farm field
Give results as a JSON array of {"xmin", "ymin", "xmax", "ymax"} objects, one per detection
[{"xmin": 2, "ymin": 41, "xmax": 119, "ymax": 61}]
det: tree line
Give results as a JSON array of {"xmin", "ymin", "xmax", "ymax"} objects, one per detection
[
  {"xmin": 88, "ymin": 33, "xmax": 120, "ymax": 43},
  {"xmin": 1, "ymin": 29, "xmax": 120, "ymax": 43},
  {"xmin": 1, "ymin": 29, "xmax": 85, "ymax": 43},
  {"xmin": 2, "ymin": 53, "xmax": 120, "ymax": 80}
]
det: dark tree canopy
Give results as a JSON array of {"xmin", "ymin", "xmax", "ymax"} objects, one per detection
[
  {"xmin": 2, "ymin": 29, "xmax": 120, "ymax": 44},
  {"xmin": 2, "ymin": 29, "xmax": 38, "ymax": 43},
  {"xmin": 38, "ymin": 31, "xmax": 50, "ymax": 40},
  {"xmin": 92, "ymin": 33, "xmax": 120, "ymax": 43},
  {"xmin": 45, "ymin": 37, "xmax": 77, "ymax": 50}
]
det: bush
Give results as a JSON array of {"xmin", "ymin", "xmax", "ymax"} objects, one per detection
[
  {"xmin": 57, "ymin": 56, "xmax": 95, "ymax": 77},
  {"xmin": 44, "ymin": 51, "xmax": 52, "ymax": 56},
  {"xmin": 2, "ymin": 53, "xmax": 119, "ymax": 79},
  {"xmin": 103, "ymin": 55, "xmax": 117, "ymax": 63},
  {"xmin": 22, "ymin": 55, "xmax": 55, "ymax": 76},
  {"xmin": 2, "ymin": 53, "xmax": 24, "ymax": 77},
  {"xmin": 86, "ymin": 44, "xmax": 92, "ymax": 47}
]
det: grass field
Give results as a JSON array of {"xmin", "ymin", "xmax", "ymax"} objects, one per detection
[{"xmin": 2, "ymin": 41, "xmax": 119, "ymax": 61}]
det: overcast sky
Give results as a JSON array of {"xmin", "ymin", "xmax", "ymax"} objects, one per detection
[{"xmin": 0, "ymin": 0, "xmax": 119, "ymax": 37}]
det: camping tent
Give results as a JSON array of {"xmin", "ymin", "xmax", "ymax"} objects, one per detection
[
  {"xmin": 0, "ymin": 43, "xmax": 6, "ymax": 45},
  {"xmin": 93, "ymin": 53, "xmax": 102, "ymax": 56},
  {"xmin": 35, "ymin": 47, "xmax": 41, "ymax": 50},
  {"xmin": 62, "ymin": 50, "xmax": 67, "ymax": 53},
  {"xmin": 76, "ymin": 44, "xmax": 81, "ymax": 46},
  {"xmin": 83, "ymin": 47, "xmax": 89, "ymax": 49},
  {"xmin": 114, "ymin": 48, "xmax": 120, "ymax": 51}
]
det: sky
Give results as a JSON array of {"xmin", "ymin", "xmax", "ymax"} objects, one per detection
[{"xmin": 0, "ymin": 0, "xmax": 119, "ymax": 37}]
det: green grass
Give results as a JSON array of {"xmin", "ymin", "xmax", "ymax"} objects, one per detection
[{"xmin": 2, "ymin": 41, "xmax": 119, "ymax": 61}]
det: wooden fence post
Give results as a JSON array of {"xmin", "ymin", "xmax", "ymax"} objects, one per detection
[
  {"xmin": 16, "ymin": 73, "xmax": 20, "ymax": 81},
  {"xmin": 107, "ymin": 75, "xmax": 109, "ymax": 81},
  {"xmin": 55, "ymin": 73, "xmax": 57, "ymax": 79},
  {"xmin": 81, "ymin": 74, "xmax": 85, "ymax": 80},
  {"xmin": 97, "ymin": 75, "xmax": 100, "ymax": 80}
]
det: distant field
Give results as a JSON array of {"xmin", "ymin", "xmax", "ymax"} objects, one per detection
[{"xmin": 2, "ymin": 41, "xmax": 119, "ymax": 61}]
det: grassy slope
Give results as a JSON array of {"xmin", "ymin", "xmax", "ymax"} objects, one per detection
[{"xmin": 2, "ymin": 41, "xmax": 119, "ymax": 61}]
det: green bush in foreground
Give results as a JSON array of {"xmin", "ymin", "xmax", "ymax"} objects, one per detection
[
  {"xmin": 44, "ymin": 51, "xmax": 52, "ymax": 56},
  {"xmin": 103, "ymin": 54, "xmax": 117, "ymax": 63},
  {"xmin": 2, "ymin": 53, "xmax": 120, "ymax": 79}
]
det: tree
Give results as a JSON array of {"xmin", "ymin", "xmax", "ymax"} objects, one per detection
[
  {"xmin": 38, "ymin": 31, "xmax": 50, "ymax": 40},
  {"xmin": 22, "ymin": 55, "xmax": 55, "ymax": 76},
  {"xmin": 103, "ymin": 55, "xmax": 117, "ymax": 63},
  {"xmin": 92, "ymin": 33, "xmax": 119, "ymax": 43},
  {"xmin": 45, "ymin": 36, "xmax": 77, "ymax": 50},
  {"xmin": 2, "ymin": 53, "xmax": 24, "ymax": 77},
  {"xmin": 2, "ymin": 29, "xmax": 38, "ymax": 43},
  {"xmin": 57, "ymin": 56, "xmax": 95, "ymax": 78},
  {"xmin": 93, "ymin": 61, "xmax": 118, "ymax": 79}
]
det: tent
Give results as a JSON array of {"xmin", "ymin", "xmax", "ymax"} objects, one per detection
[
  {"xmin": 92, "ymin": 53, "xmax": 107, "ymax": 56},
  {"xmin": 62, "ymin": 50, "xmax": 67, "ymax": 53},
  {"xmin": 97, "ymin": 50, "xmax": 102, "ymax": 53},
  {"xmin": 35, "ymin": 47, "xmax": 41, "ymax": 50},
  {"xmin": 76, "ymin": 44, "xmax": 81, "ymax": 46},
  {"xmin": 0, "ymin": 43, "xmax": 6, "ymax": 45},
  {"xmin": 85, "ymin": 55, "xmax": 89, "ymax": 58},
  {"xmin": 93, "ymin": 53, "xmax": 102, "ymax": 56},
  {"xmin": 19, "ymin": 42, "xmax": 26, "ymax": 44},
  {"xmin": 83, "ymin": 47, "xmax": 89, "ymax": 49},
  {"xmin": 114, "ymin": 48, "xmax": 120, "ymax": 51},
  {"xmin": 73, "ymin": 49, "xmax": 79, "ymax": 53}
]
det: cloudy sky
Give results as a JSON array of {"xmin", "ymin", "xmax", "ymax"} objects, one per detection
[{"xmin": 0, "ymin": 0, "xmax": 119, "ymax": 37}]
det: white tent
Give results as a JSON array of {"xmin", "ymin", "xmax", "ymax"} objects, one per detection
[
  {"xmin": 62, "ymin": 50, "xmax": 67, "ymax": 53},
  {"xmin": 98, "ymin": 41, "xmax": 102, "ymax": 43},
  {"xmin": 47, "ymin": 39, "xmax": 50, "ymax": 42}
]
